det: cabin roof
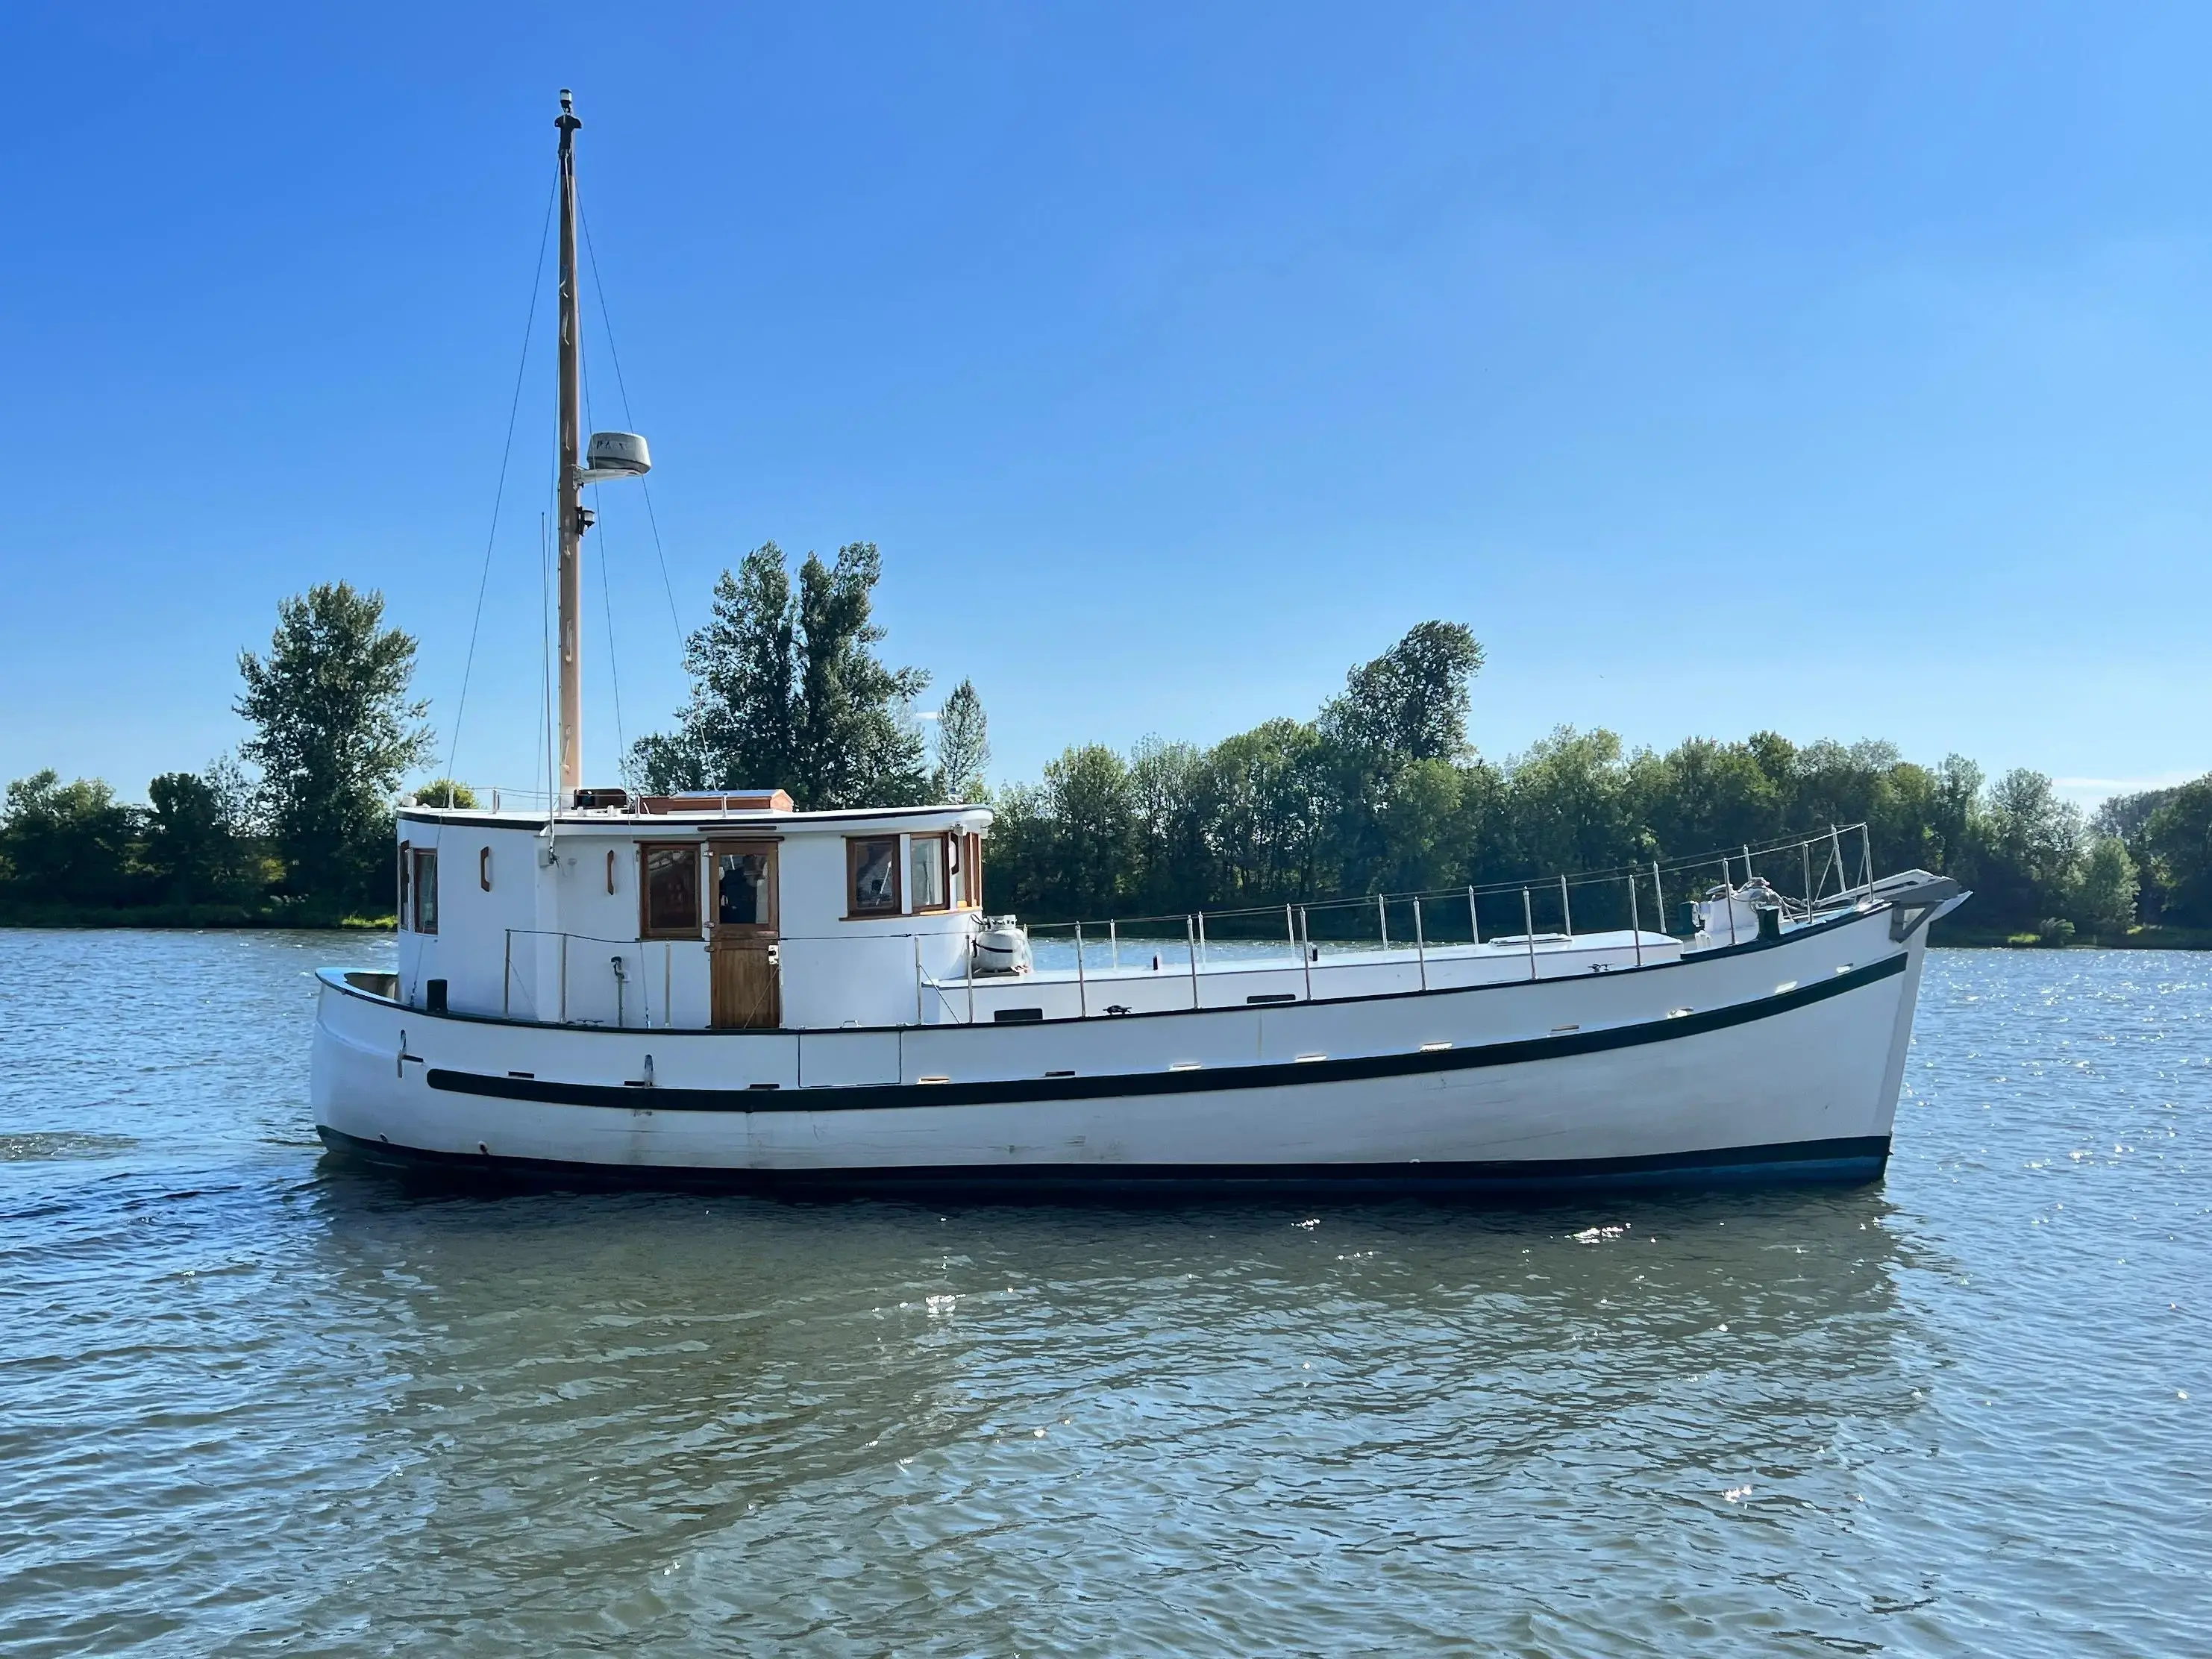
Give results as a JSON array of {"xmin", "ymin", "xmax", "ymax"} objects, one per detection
[{"xmin": 395, "ymin": 802, "xmax": 993, "ymax": 835}]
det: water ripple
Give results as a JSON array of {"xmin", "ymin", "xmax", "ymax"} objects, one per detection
[{"xmin": 0, "ymin": 934, "xmax": 2206, "ymax": 1654}]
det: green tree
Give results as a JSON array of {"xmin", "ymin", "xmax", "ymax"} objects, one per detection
[
  {"xmin": 636, "ymin": 542, "xmax": 930, "ymax": 809},
  {"xmin": 2140, "ymin": 778, "xmax": 2212, "ymax": 927},
  {"xmin": 1041, "ymin": 744, "xmax": 1138, "ymax": 919},
  {"xmin": 0, "ymin": 771, "xmax": 140, "ymax": 908},
  {"xmin": 930, "ymin": 680, "xmax": 990, "ymax": 803},
  {"xmin": 142, "ymin": 769, "xmax": 257, "ymax": 904},
  {"xmin": 236, "ymin": 582, "xmax": 433, "ymax": 912},
  {"xmin": 2070, "ymin": 835, "xmax": 2138, "ymax": 936},
  {"xmin": 413, "ymin": 779, "xmax": 479, "ymax": 809},
  {"xmin": 1976, "ymin": 768, "xmax": 2086, "ymax": 929}
]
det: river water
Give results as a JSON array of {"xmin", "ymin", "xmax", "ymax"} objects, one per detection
[{"xmin": 0, "ymin": 932, "xmax": 2205, "ymax": 1655}]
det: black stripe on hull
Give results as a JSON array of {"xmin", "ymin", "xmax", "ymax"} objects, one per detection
[
  {"xmin": 316, "ymin": 1126, "xmax": 1890, "ymax": 1200},
  {"xmin": 421, "ymin": 951, "xmax": 1910, "ymax": 1114}
]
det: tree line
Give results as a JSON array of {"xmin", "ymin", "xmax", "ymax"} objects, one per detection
[{"xmin": 2, "ymin": 545, "xmax": 2205, "ymax": 944}]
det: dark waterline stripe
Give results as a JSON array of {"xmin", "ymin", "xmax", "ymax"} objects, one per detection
[
  {"xmin": 317, "ymin": 1126, "xmax": 1891, "ymax": 1198},
  {"xmin": 424, "ymin": 952, "xmax": 1908, "ymax": 1114}
]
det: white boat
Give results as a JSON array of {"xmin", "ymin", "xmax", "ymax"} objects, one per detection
[{"xmin": 311, "ymin": 95, "xmax": 1970, "ymax": 1195}]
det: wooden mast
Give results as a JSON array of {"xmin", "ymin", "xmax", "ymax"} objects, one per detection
[{"xmin": 554, "ymin": 89, "xmax": 585, "ymax": 800}]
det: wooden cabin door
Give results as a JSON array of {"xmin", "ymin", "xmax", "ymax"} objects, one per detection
[{"xmin": 708, "ymin": 841, "xmax": 781, "ymax": 1029}]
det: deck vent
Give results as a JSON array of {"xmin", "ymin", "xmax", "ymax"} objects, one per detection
[
  {"xmin": 918, "ymin": 1074, "xmax": 951, "ymax": 1085},
  {"xmin": 1044, "ymin": 1069, "xmax": 1075, "ymax": 1079},
  {"xmin": 1550, "ymin": 1023, "xmax": 1579, "ymax": 1035},
  {"xmin": 993, "ymin": 1008, "xmax": 1044, "ymax": 1023},
  {"xmin": 1247, "ymin": 992, "xmax": 1297, "ymax": 1006}
]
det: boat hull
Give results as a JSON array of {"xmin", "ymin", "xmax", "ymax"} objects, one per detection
[{"xmin": 312, "ymin": 905, "xmax": 1930, "ymax": 1195}]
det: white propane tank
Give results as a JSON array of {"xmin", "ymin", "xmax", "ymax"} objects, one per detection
[{"xmin": 971, "ymin": 916, "xmax": 1033, "ymax": 976}]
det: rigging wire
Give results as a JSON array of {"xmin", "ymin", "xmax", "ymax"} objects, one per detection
[
  {"xmin": 580, "ymin": 204, "xmax": 687, "ymax": 652},
  {"xmin": 443, "ymin": 178, "xmax": 558, "ymax": 791}
]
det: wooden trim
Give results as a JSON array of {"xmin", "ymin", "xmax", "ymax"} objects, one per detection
[
  {"xmin": 709, "ymin": 840, "xmax": 780, "ymax": 938},
  {"xmin": 966, "ymin": 832, "xmax": 983, "ymax": 911},
  {"xmin": 844, "ymin": 834, "xmax": 902, "ymax": 920},
  {"xmin": 638, "ymin": 841, "xmax": 704, "ymax": 941}
]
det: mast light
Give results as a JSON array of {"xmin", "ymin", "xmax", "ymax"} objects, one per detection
[{"xmin": 579, "ymin": 430, "xmax": 651, "ymax": 484}]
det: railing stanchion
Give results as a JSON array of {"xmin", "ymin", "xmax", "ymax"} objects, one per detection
[
  {"xmin": 1467, "ymin": 884, "xmax": 1480, "ymax": 946},
  {"xmin": 1629, "ymin": 871, "xmax": 1643, "ymax": 966},
  {"xmin": 1378, "ymin": 893, "xmax": 1389, "ymax": 952},
  {"xmin": 967, "ymin": 934, "xmax": 977, "ymax": 1025},
  {"xmin": 1802, "ymin": 838, "xmax": 1814, "ymax": 926},
  {"xmin": 1285, "ymin": 904, "xmax": 1297, "ymax": 969},
  {"xmin": 1186, "ymin": 915, "xmax": 1201, "ymax": 1009},
  {"xmin": 504, "ymin": 929, "xmax": 512, "ymax": 1017},
  {"xmin": 1197, "ymin": 911, "xmax": 1208, "ymax": 965},
  {"xmin": 1829, "ymin": 824, "xmax": 1846, "ymax": 906},
  {"xmin": 1110, "ymin": 919, "xmax": 1119, "ymax": 971},
  {"xmin": 1559, "ymin": 874, "xmax": 1572, "ymax": 939},
  {"xmin": 1414, "ymin": 895, "xmax": 1428, "ymax": 990},
  {"xmin": 559, "ymin": 931, "xmax": 568, "ymax": 1023},
  {"xmin": 1723, "ymin": 860, "xmax": 1738, "ymax": 945},
  {"xmin": 1861, "ymin": 824, "xmax": 1873, "ymax": 896},
  {"xmin": 1300, "ymin": 906, "xmax": 1313, "ymax": 1001},
  {"xmin": 1075, "ymin": 922, "xmax": 1088, "ymax": 1018},
  {"xmin": 1523, "ymin": 889, "xmax": 1538, "ymax": 980}
]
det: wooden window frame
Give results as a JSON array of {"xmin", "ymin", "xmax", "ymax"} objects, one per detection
[
  {"xmin": 964, "ymin": 832, "xmax": 983, "ymax": 911},
  {"xmin": 909, "ymin": 831, "xmax": 953, "ymax": 915},
  {"xmin": 710, "ymin": 841, "xmax": 780, "ymax": 939},
  {"xmin": 844, "ymin": 834, "xmax": 903, "ymax": 920},
  {"xmin": 638, "ymin": 841, "xmax": 704, "ymax": 941}
]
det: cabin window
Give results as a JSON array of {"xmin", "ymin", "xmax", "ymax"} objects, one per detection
[
  {"xmin": 717, "ymin": 848, "xmax": 775, "ymax": 929},
  {"xmin": 847, "ymin": 835, "xmax": 900, "ymax": 916},
  {"xmin": 640, "ymin": 844, "xmax": 700, "ymax": 938},
  {"xmin": 410, "ymin": 848, "xmax": 439, "ymax": 935},
  {"xmin": 910, "ymin": 833, "xmax": 949, "ymax": 912}
]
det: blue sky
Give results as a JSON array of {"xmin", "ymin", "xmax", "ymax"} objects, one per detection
[{"xmin": 4, "ymin": 3, "xmax": 2205, "ymax": 811}]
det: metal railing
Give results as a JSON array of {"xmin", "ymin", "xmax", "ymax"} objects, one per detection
[{"xmin": 1018, "ymin": 821, "xmax": 1879, "ymax": 992}]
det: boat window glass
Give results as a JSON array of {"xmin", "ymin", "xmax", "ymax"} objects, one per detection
[
  {"xmin": 911, "ymin": 833, "xmax": 948, "ymax": 912},
  {"xmin": 641, "ymin": 844, "xmax": 699, "ymax": 937},
  {"xmin": 412, "ymin": 848, "xmax": 439, "ymax": 935},
  {"xmin": 847, "ymin": 836, "xmax": 900, "ymax": 915},
  {"xmin": 718, "ymin": 850, "xmax": 772, "ymax": 927}
]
